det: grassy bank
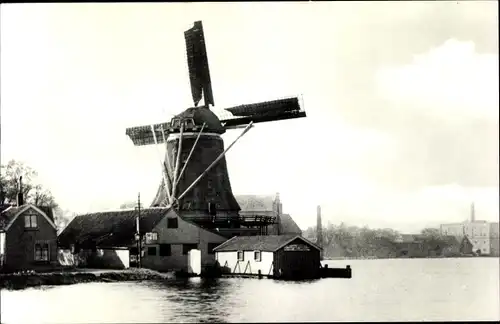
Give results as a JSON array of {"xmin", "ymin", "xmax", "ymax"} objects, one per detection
[{"xmin": 0, "ymin": 268, "xmax": 173, "ymax": 291}]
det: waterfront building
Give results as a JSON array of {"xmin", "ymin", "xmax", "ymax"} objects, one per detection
[
  {"xmin": 0, "ymin": 187, "xmax": 58, "ymax": 271},
  {"xmin": 214, "ymin": 234, "xmax": 321, "ymax": 279},
  {"xmin": 57, "ymin": 207, "xmax": 227, "ymax": 271}
]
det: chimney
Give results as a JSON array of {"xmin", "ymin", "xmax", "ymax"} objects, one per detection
[
  {"xmin": 17, "ymin": 176, "xmax": 24, "ymax": 206},
  {"xmin": 470, "ymin": 202, "xmax": 476, "ymax": 223},
  {"xmin": 275, "ymin": 192, "xmax": 281, "ymax": 235},
  {"xmin": 317, "ymin": 205, "xmax": 323, "ymax": 258}
]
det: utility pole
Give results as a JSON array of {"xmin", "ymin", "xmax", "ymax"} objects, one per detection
[{"xmin": 135, "ymin": 193, "xmax": 142, "ymax": 268}]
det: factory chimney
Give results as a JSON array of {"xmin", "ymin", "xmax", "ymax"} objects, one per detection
[
  {"xmin": 470, "ymin": 202, "xmax": 476, "ymax": 223},
  {"xmin": 317, "ymin": 205, "xmax": 323, "ymax": 259}
]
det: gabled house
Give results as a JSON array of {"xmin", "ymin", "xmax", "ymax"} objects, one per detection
[
  {"xmin": 235, "ymin": 193, "xmax": 302, "ymax": 236},
  {"xmin": 214, "ymin": 234, "xmax": 321, "ymax": 279},
  {"xmin": 0, "ymin": 203, "xmax": 58, "ymax": 271},
  {"xmin": 57, "ymin": 207, "xmax": 227, "ymax": 272}
]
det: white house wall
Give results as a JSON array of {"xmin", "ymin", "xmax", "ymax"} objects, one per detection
[
  {"xmin": 216, "ymin": 251, "xmax": 274, "ymax": 276},
  {"xmin": 142, "ymin": 214, "xmax": 227, "ymax": 272}
]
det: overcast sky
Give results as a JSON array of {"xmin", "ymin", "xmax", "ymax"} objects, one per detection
[{"xmin": 1, "ymin": 2, "xmax": 498, "ymax": 232}]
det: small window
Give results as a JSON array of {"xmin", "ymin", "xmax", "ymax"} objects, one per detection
[
  {"xmin": 208, "ymin": 243, "xmax": 219, "ymax": 255},
  {"xmin": 145, "ymin": 232, "xmax": 158, "ymax": 244},
  {"xmin": 167, "ymin": 217, "xmax": 178, "ymax": 228},
  {"xmin": 159, "ymin": 244, "xmax": 171, "ymax": 256},
  {"xmin": 184, "ymin": 118, "xmax": 195, "ymax": 129},
  {"xmin": 24, "ymin": 213, "xmax": 38, "ymax": 229},
  {"xmin": 254, "ymin": 251, "xmax": 261, "ymax": 262},
  {"xmin": 147, "ymin": 246, "xmax": 157, "ymax": 256},
  {"xmin": 183, "ymin": 244, "xmax": 198, "ymax": 255},
  {"xmin": 237, "ymin": 251, "xmax": 244, "ymax": 261},
  {"xmin": 34, "ymin": 243, "xmax": 49, "ymax": 261}
]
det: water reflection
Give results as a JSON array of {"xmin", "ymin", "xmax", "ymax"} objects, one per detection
[{"xmin": 1, "ymin": 258, "xmax": 499, "ymax": 323}]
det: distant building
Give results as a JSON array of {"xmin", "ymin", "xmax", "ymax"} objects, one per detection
[
  {"xmin": 439, "ymin": 202, "xmax": 499, "ymax": 256},
  {"xmin": 213, "ymin": 234, "xmax": 321, "ymax": 279}
]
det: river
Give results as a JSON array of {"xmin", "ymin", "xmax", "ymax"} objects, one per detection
[{"xmin": 1, "ymin": 258, "xmax": 499, "ymax": 323}]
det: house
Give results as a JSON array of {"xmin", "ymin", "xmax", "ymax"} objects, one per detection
[
  {"xmin": 57, "ymin": 207, "xmax": 227, "ymax": 272},
  {"xmin": 235, "ymin": 193, "xmax": 302, "ymax": 236},
  {"xmin": 0, "ymin": 203, "xmax": 58, "ymax": 272},
  {"xmin": 213, "ymin": 235, "xmax": 322, "ymax": 279}
]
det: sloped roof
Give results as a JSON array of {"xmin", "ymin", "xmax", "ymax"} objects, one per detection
[
  {"xmin": 267, "ymin": 214, "xmax": 302, "ymax": 235},
  {"xmin": 213, "ymin": 235, "xmax": 320, "ymax": 252},
  {"xmin": 235, "ymin": 195, "xmax": 275, "ymax": 212},
  {"xmin": 0, "ymin": 206, "xmax": 22, "ymax": 231},
  {"xmin": 0, "ymin": 204, "xmax": 56, "ymax": 231},
  {"xmin": 57, "ymin": 207, "xmax": 172, "ymax": 248}
]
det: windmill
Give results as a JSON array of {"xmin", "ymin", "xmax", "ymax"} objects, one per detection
[{"xmin": 126, "ymin": 21, "xmax": 306, "ymax": 232}]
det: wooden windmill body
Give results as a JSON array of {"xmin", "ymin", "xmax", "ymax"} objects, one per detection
[{"xmin": 126, "ymin": 21, "xmax": 306, "ymax": 232}]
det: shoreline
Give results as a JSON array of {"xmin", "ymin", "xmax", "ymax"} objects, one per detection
[{"xmin": 0, "ymin": 268, "xmax": 176, "ymax": 291}]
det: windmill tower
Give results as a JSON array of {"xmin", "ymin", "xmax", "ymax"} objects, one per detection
[{"xmin": 125, "ymin": 21, "xmax": 307, "ymax": 232}]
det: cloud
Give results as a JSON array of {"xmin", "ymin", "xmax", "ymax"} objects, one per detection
[
  {"xmin": 359, "ymin": 39, "xmax": 499, "ymax": 189},
  {"xmin": 376, "ymin": 39, "xmax": 498, "ymax": 121}
]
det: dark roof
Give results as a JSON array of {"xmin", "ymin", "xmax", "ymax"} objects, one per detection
[
  {"xmin": 57, "ymin": 207, "xmax": 172, "ymax": 248},
  {"xmin": 174, "ymin": 107, "xmax": 225, "ymax": 134},
  {"xmin": 268, "ymin": 214, "xmax": 302, "ymax": 235},
  {"xmin": 0, "ymin": 206, "xmax": 22, "ymax": 231},
  {"xmin": 213, "ymin": 235, "xmax": 320, "ymax": 252}
]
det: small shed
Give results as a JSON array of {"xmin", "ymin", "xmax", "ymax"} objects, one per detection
[{"xmin": 213, "ymin": 235, "xmax": 322, "ymax": 279}]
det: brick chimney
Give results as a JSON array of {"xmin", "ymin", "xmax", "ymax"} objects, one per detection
[{"xmin": 16, "ymin": 176, "xmax": 24, "ymax": 206}]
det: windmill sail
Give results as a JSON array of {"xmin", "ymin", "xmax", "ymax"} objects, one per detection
[
  {"xmin": 220, "ymin": 97, "xmax": 306, "ymax": 128},
  {"xmin": 184, "ymin": 21, "xmax": 215, "ymax": 108}
]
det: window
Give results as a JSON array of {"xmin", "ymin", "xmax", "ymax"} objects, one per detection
[
  {"xmin": 159, "ymin": 244, "xmax": 171, "ymax": 256},
  {"xmin": 254, "ymin": 251, "xmax": 261, "ymax": 262},
  {"xmin": 147, "ymin": 246, "xmax": 157, "ymax": 256},
  {"xmin": 24, "ymin": 213, "xmax": 38, "ymax": 229},
  {"xmin": 145, "ymin": 232, "xmax": 158, "ymax": 244},
  {"xmin": 183, "ymin": 244, "xmax": 198, "ymax": 255},
  {"xmin": 237, "ymin": 251, "xmax": 244, "ymax": 261},
  {"xmin": 167, "ymin": 217, "xmax": 178, "ymax": 228},
  {"xmin": 34, "ymin": 243, "xmax": 49, "ymax": 261},
  {"xmin": 208, "ymin": 243, "xmax": 219, "ymax": 255},
  {"xmin": 184, "ymin": 118, "xmax": 195, "ymax": 129}
]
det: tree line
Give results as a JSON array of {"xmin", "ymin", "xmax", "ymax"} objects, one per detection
[
  {"xmin": 0, "ymin": 160, "xmax": 74, "ymax": 232},
  {"xmin": 303, "ymin": 223, "xmax": 462, "ymax": 259}
]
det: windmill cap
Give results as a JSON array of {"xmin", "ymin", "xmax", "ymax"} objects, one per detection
[{"xmin": 172, "ymin": 107, "xmax": 225, "ymax": 134}]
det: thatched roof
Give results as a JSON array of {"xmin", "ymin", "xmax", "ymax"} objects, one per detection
[
  {"xmin": 214, "ymin": 235, "xmax": 320, "ymax": 252},
  {"xmin": 57, "ymin": 208, "xmax": 172, "ymax": 248}
]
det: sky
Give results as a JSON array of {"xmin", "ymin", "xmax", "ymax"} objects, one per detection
[{"xmin": 1, "ymin": 2, "xmax": 498, "ymax": 232}]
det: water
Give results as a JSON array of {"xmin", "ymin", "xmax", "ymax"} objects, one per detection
[{"xmin": 1, "ymin": 258, "xmax": 499, "ymax": 323}]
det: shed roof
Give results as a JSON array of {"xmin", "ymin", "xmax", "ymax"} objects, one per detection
[
  {"xmin": 213, "ymin": 235, "xmax": 321, "ymax": 253},
  {"xmin": 57, "ymin": 207, "xmax": 173, "ymax": 248}
]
